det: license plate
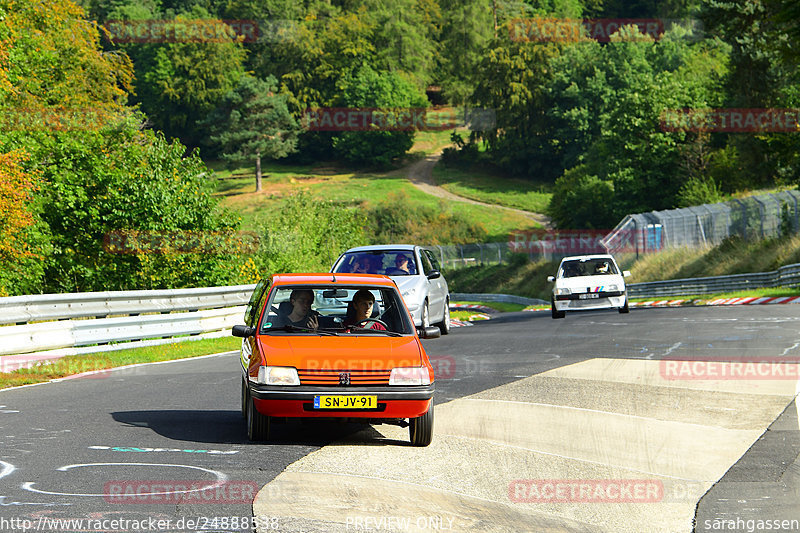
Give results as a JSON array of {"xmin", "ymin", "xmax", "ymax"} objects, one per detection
[
  {"xmin": 579, "ymin": 293, "xmax": 600, "ymax": 299},
  {"xmin": 313, "ymin": 395, "xmax": 377, "ymax": 409}
]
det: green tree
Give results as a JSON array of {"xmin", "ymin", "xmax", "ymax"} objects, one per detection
[
  {"xmin": 437, "ymin": 0, "xmax": 493, "ymax": 105},
  {"xmin": 370, "ymin": 0, "xmax": 439, "ymax": 86},
  {"xmin": 470, "ymin": 37, "xmax": 561, "ymax": 177},
  {"xmin": 204, "ymin": 76, "xmax": 300, "ymax": 192},
  {"xmin": 32, "ymin": 122, "xmax": 245, "ymax": 293},
  {"xmin": 547, "ymin": 166, "xmax": 617, "ymax": 229},
  {"xmin": 701, "ymin": 0, "xmax": 800, "ymax": 188},
  {"xmin": 330, "ymin": 65, "xmax": 428, "ymax": 168},
  {"xmin": 129, "ymin": 8, "xmax": 247, "ymax": 147}
]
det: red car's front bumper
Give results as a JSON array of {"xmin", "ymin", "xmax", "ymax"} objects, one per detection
[{"xmin": 249, "ymin": 384, "xmax": 434, "ymax": 419}]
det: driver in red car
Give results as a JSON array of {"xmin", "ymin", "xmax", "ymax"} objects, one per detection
[{"xmin": 344, "ymin": 289, "xmax": 387, "ymax": 331}]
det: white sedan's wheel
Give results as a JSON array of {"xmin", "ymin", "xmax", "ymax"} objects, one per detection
[
  {"xmin": 421, "ymin": 301, "xmax": 430, "ymax": 328},
  {"xmin": 436, "ymin": 300, "xmax": 451, "ymax": 335}
]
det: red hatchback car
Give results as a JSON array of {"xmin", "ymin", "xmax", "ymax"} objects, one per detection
[{"xmin": 232, "ymin": 273, "xmax": 440, "ymax": 446}]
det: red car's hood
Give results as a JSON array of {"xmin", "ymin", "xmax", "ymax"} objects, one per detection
[{"xmin": 256, "ymin": 335, "xmax": 424, "ymax": 370}]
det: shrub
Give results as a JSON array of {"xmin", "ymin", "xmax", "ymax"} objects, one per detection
[
  {"xmin": 255, "ymin": 191, "xmax": 368, "ymax": 275},
  {"xmin": 367, "ymin": 190, "xmax": 487, "ymax": 244}
]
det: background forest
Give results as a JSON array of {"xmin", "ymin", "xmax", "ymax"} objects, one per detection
[{"xmin": 0, "ymin": 0, "xmax": 798, "ymax": 295}]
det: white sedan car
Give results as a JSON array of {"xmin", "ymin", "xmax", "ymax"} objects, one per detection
[
  {"xmin": 547, "ymin": 254, "xmax": 631, "ymax": 319},
  {"xmin": 331, "ymin": 245, "xmax": 451, "ymax": 334}
]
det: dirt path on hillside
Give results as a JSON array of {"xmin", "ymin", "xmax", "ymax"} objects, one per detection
[{"xmin": 405, "ymin": 151, "xmax": 551, "ymax": 227}]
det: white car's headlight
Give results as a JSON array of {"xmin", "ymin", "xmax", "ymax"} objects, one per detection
[
  {"xmin": 258, "ymin": 366, "xmax": 300, "ymax": 386},
  {"xmin": 389, "ymin": 367, "xmax": 431, "ymax": 386},
  {"xmin": 555, "ymin": 287, "xmax": 571, "ymax": 296}
]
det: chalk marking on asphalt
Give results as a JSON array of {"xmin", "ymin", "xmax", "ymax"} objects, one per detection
[
  {"xmin": 782, "ymin": 341, "xmax": 800, "ymax": 356},
  {"xmin": 0, "ymin": 460, "xmax": 15, "ymax": 480},
  {"xmin": 22, "ymin": 463, "xmax": 228, "ymax": 497},
  {"xmin": 0, "ymin": 496, "xmax": 72, "ymax": 506},
  {"xmin": 0, "ymin": 460, "xmax": 71, "ymax": 506},
  {"xmin": 664, "ymin": 342, "xmax": 682, "ymax": 356},
  {"xmin": 88, "ymin": 445, "xmax": 239, "ymax": 455}
]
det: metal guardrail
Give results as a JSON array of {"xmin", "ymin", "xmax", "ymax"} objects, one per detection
[
  {"xmin": 0, "ymin": 285, "xmax": 256, "ymax": 364},
  {"xmin": 628, "ymin": 263, "xmax": 800, "ymax": 298},
  {"xmin": 0, "ymin": 284, "xmax": 257, "ymax": 325}
]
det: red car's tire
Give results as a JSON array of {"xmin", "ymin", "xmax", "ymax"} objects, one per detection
[
  {"xmin": 247, "ymin": 392, "xmax": 270, "ymax": 442},
  {"xmin": 409, "ymin": 405, "xmax": 433, "ymax": 447}
]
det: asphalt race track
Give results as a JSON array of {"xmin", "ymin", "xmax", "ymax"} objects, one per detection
[{"xmin": 1, "ymin": 305, "xmax": 799, "ymax": 533}]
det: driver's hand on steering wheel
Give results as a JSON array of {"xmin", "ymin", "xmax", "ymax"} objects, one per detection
[{"xmin": 305, "ymin": 314, "xmax": 318, "ymax": 330}]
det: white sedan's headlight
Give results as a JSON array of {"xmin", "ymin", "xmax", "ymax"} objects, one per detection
[
  {"xmin": 258, "ymin": 366, "xmax": 300, "ymax": 386},
  {"xmin": 555, "ymin": 287, "xmax": 571, "ymax": 296},
  {"xmin": 389, "ymin": 367, "xmax": 431, "ymax": 386}
]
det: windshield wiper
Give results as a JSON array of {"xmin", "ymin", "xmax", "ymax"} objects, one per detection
[
  {"xmin": 348, "ymin": 327, "xmax": 403, "ymax": 337},
  {"xmin": 269, "ymin": 325, "xmax": 339, "ymax": 336}
]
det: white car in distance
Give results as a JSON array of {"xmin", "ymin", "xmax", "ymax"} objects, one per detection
[{"xmin": 547, "ymin": 254, "xmax": 631, "ymax": 319}]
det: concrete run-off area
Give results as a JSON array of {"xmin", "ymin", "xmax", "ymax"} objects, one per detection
[{"xmin": 252, "ymin": 358, "xmax": 799, "ymax": 533}]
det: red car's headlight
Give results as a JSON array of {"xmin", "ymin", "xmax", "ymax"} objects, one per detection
[
  {"xmin": 389, "ymin": 367, "xmax": 431, "ymax": 386},
  {"xmin": 258, "ymin": 366, "xmax": 300, "ymax": 386}
]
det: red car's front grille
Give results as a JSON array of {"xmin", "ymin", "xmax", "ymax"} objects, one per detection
[{"xmin": 297, "ymin": 369, "xmax": 391, "ymax": 386}]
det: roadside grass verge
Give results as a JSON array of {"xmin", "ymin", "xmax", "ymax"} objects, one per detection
[
  {"xmin": 631, "ymin": 287, "xmax": 800, "ymax": 304},
  {"xmin": 450, "ymin": 309, "xmax": 488, "ymax": 321},
  {"xmin": 432, "ymin": 165, "xmax": 552, "ymax": 213},
  {"xmin": 0, "ymin": 336, "xmax": 240, "ymax": 390},
  {"xmin": 450, "ymin": 300, "xmax": 528, "ymax": 313}
]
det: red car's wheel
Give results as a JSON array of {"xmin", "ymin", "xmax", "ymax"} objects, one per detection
[
  {"xmin": 247, "ymin": 392, "xmax": 270, "ymax": 442},
  {"xmin": 409, "ymin": 405, "xmax": 433, "ymax": 447},
  {"xmin": 241, "ymin": 378, "xmax": 247, "ymax": 418}
]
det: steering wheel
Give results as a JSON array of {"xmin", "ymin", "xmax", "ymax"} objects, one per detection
[{"xmin": 354, "ymin": 318, "xmax": 389, "ymax": 330}]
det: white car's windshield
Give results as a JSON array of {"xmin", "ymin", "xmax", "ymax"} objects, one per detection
[
  {"xmin": 333, "ymin": 251, "xmax": 419, "ymax": 276},
  {"xmin": 559, "ymin": 259, "xmax": 619, "ymax": 278}
]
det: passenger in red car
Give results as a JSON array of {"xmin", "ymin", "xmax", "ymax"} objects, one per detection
[{"xmin": 344, "ymin": 289, "xmax": 386, "ymax": 330}]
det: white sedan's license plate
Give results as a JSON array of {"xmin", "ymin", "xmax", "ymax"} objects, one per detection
[{"xmin": 579, "ymin": 293, "xmax": 600, "ymax": 299}]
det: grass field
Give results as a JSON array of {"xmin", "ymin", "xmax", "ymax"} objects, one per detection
[
  {"xmin": 432, "ymin": 165, "xmax": 553, "ymax": 214},
  {"xmin": 211, "ymin": 163, "xmax": 541, "ymax": 241},
  {"xmin": 209, "ymin": 121, "xmax": 550, "ymax": 241}
]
